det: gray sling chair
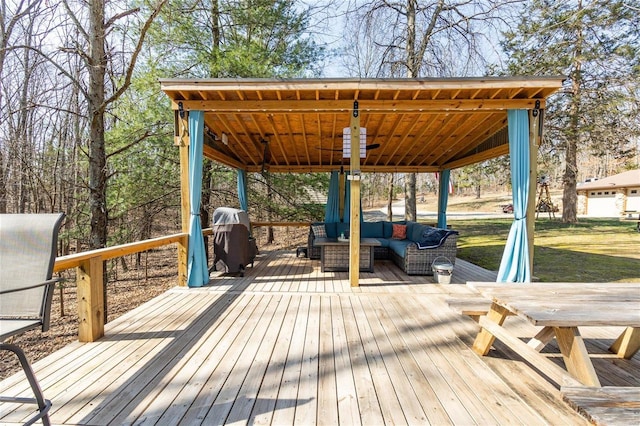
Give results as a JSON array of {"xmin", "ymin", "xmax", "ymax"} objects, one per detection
[{"xmin": 0, "ymin": 213, "xmax": 65, "ymax": 426}]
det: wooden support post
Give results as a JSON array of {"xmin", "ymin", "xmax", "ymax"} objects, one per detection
[
  {"xmin": 349, "ymin": 102, "xmax": 361, "ymax": 288},
  {"xmin": 76, "ymin": 256, "xmax": 104, "ymax": 342},
  {"xmin": 177, "ymin": 112, "xmax": 190, "ymax": 287},
  {"xmin": 527, "ymin": 109, "xmax": 540, "ymax": 278}
]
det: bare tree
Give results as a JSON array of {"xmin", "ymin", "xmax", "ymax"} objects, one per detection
[
  {"xmin": 0, "ymin": 0, "xmax": 46, "ymax": 213},
  {"xmin": 342, "ymin": 0, "xmax": 523, "ymax": 219},
  {"xmin": 50, "ymin": 0, "xmax": 167, "ymax": 249}
]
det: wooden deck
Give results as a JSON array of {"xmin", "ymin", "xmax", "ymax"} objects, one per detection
[{"xmin": 1, "ymin": 250, "xmax": 638, "ymax": 425}]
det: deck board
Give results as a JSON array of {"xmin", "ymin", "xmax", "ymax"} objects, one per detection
[{"xmin": 2, "ymin": 250, "xmax": 636, "ymax": 425}]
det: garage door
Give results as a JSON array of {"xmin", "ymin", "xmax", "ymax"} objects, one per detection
[{"xmin": 586, "ymin": 191, "xmax": 619, "ymax": 217}]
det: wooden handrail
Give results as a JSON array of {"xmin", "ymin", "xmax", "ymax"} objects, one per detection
[
  {"xmin": 53, "ymin": 232, "xmax": 189, "ymax": 343},
  {"xmin": 251, "ymin": 221, "xmax": 310, "ymax": 227},
  {"xmin": 54, "ymin": 223, "xmax": 308, "ymax": 343},
  {"xmin": 54, "ymin": 232, "xmax": 188, "ymax": 272}
]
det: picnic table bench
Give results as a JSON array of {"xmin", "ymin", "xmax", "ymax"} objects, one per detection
[
  {"xmin": 561, "ymin": 386, "xmax": 640, "ymax": 426},
  {"xmin": 620, "ymin": 210, "xmax": 640, "ymax": 232},
  {"xmin": 446, "ymin": 297, "xmax": 512, "ymax": 323}
]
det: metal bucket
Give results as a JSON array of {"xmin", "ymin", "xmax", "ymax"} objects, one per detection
[{"xmin": 431, "ymin": 256, "xmax": 453, "ymax": 284}]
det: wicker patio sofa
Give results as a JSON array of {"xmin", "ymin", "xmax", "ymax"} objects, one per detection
[{"xmin": 307, "ymin": 220, "xmax": 458, "ymax": 275}]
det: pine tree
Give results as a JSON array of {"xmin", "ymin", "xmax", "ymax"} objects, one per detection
[{"xmin": 501, "ymin": 0, "xmax": 640, "ymax": 223}]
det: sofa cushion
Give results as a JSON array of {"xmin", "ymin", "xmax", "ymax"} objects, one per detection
[
  {"xmin": 409, "ymin": 223, "xmax": 426, "ymax": 242},
  {"xmin": 383, "ymin": 220, "xmax": 403, "ymax": 238},
  {"xmin": 374, "ymin": 237, "xmax": 391, "ymax": 248},
  {"xmin": 392, "ymin": 224, "xmax": 407, "ymax": 239},
  {"xmin": 362, "ymin": 221, "xmax": 384, "ymax": 238},
  {"xmin": 388, "ymin": 238, "xmax": 412, "ymax": 257},
  {"xmin": 311, "ymin": 224, "xmax": 327, "ymax": 238}
]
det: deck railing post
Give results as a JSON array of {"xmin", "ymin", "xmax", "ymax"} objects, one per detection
[
  {"xmin": 76, "ymin": 256, "xmax": 105, "ymax": 342},
  {"xmin": 177, "ymin": 234, "xmax": 188, "ymax": 286},
  {"xmin": 177, "ymin": 112, "xmax": 190, "ymax": 287},
  {"xmin": 349, "ymin": 102, "xmax": 361, "ymax": 287}
]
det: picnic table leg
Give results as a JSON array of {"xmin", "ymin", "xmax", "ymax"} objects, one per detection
[
  {"xmin": 554, "ymin": 327, "xmax": 601, "ymax": 387},
  {"xmin": 472, "ymin": 302, "xmax": 510, "ymax": 356},
  {"xmin": 609, "ymin": 327, "xmax": 640, "ymax": 359}
]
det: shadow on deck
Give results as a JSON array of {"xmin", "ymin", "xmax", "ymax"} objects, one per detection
[{"xmin": 1, "ymin": 250, "xmax": 637, "ymax": 425}]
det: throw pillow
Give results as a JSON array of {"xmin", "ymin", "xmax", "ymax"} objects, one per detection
[
  {"xmin": 312, "ymin": 224, "xmax": 327, "ymax": 238},
  {"xmin": 392, "ymin": 224, "xmax": 407, "ymax": 240}
]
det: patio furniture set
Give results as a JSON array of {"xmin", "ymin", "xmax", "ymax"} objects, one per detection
[{"xmin": 308, "ymin": 220, "xmax": 458, "ymax": 275}]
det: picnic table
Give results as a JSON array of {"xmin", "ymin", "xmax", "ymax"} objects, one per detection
[
  {"xmin": 468, "ymin": 282, "xmax": 640, "ymax": 387},
  {"xmin": 620, "ymin": 210, "xmax": 640, "ymax": 232}
]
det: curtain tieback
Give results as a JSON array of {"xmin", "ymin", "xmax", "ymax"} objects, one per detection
[
  {"xmin": 514, "ymin": 215, "xmax": 526, "ymax": 221},
  {"xmin": 190, "ymin": 212, "xmax": 201, "ymax": 216}
]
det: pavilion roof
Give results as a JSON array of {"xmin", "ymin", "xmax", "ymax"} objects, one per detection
[{"xmin": 160, "ymin": 77, "xmax": 564, "ymax": 173}]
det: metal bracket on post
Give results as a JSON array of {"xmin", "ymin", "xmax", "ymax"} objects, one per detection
[
  {"xmin": 353, "ymin": 100, "xmax": 359, "ymax": 117},
  {"xmin": 532, "ymin": 99, "xmax": 540, "ymax": 117}
]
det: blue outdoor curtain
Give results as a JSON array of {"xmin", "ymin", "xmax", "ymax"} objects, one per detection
[
  {"xmin": 325, "ymin": 171, "xmax": 340, "ymax": 223},
  {"xmin": 497, "ymin": 110, "xmax": 531, "ymax": 282},
  {"xmin": 437, "ymin": 169, "xmax": 451, "ymax": 228},
  {"xmin": 187, "ymin": 111, "xmax": 209, "ymax": 288},
  {"xmin": 237, "ymin": 169, "xmax": 248, "ymax": 212},
  {"xmin": 343, "ymin": 173, "xmax": 350, "ymax": 222}
]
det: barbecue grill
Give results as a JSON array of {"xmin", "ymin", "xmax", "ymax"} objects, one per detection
[{"xmin": 210, "ymin": 207, "xmax": 257, "ymax": 276}]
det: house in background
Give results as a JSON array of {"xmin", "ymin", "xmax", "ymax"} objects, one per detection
[{"xmin": 577, "ymin": 169, "xmax": 640, "ymax": 217}]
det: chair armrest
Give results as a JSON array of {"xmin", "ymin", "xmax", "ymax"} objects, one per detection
[{"xmin": 0, "ymin": 278, "xmax": 62, "ymax": 295}]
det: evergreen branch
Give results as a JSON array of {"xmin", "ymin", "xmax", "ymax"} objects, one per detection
[{"xmin": 106, "ymin": 130, "xmax": 151, "ymax": 159}]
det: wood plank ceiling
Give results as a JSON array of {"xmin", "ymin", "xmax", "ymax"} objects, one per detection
[{"xmin": 160, "ymin": 77, "xmax": 564, "ymax": 173}]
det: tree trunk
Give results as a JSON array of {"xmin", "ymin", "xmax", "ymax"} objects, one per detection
[
  {"xmin": 88, "ymin": 0, "xmax": 108, "ymax": 249},
  {"xmin": 404, "ymin": 0, "xmax": 418, "ymax": 221},
  {"xmin": 405, "ymin": 173, "xmax": 416, "ymax": 221},
  {"xmin": 562, "ymin": 0, "xmax": 583, "ymax": 224},
  {"xmin": 265, "ymin": 172, "xmax": 274, "ymax": 244},
  {"xmin": 87, "ymin": 0, "xmax": 108, "ymax": 322}
]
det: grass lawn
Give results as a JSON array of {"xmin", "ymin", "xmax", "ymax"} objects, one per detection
[{"xmin": 451, "ymin": 218, "xmax": 640, "ymax": 282}]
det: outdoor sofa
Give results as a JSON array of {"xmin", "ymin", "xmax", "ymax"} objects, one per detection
[{"xmin": 308, "ymin": 220, "xmax": 458, "ymax": 275}]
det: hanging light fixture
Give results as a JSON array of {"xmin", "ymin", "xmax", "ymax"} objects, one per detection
[{"xmin": 342, "ymin": 127, "xmax": 367, "ymax": 158}]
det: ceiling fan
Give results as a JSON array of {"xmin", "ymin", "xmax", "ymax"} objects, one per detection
[{"xmin": 315, "ymin": 143, "xmax": 381, "ymax": 152}]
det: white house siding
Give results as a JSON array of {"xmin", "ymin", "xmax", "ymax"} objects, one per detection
[{"xmin": 627, "ymin": 187, "xmax": 640, "ymax": 211}]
